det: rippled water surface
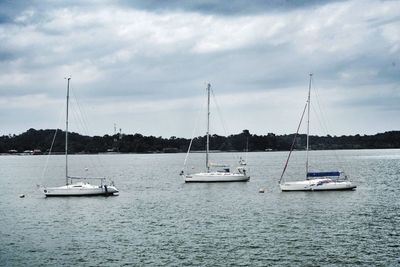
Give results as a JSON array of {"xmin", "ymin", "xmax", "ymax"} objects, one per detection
[{"xmin": 1, "ymin": 150, "xmax": 399, "ymax": 266}]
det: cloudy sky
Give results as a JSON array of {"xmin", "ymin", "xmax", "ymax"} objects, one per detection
[{"xmin": 0, "ymin": 0, "xmax": 399, "ymax": 138}]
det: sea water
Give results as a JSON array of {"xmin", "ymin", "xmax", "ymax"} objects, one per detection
[{"xmin": 0, "ymin": 149, "xmax": 399, "ymax": 266}]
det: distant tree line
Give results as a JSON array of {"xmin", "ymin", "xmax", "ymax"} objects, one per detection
[{"xmin": 0, "ymin": 128, "xmax": 400, "ymax": 154}]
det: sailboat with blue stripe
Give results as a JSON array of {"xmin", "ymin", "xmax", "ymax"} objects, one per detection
[{"xmin": 279, "ymin": 74, "xmax": 356, "ymax": 192}]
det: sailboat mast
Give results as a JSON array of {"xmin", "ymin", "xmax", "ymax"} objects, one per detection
[
  {"xmin": 306, "ymin": 73, "xmax": 312, "ymax": 175},
  {"xmin": 65, "ymin": 77, "xmax": 71, "ymax": 185},
  {"xmin": 206, "ymin": 83, "xmax": 211, "ymax": 172}
]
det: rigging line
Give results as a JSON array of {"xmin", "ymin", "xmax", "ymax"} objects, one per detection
[
  {"xmin": 182, "ymin": 94, "xmax": 206, "ymax": 172},
  {"xmin": 210, "ymin": 88, "xmax": 242, "ymax": 163},
  {"xmin": 41, "ymin": 103, "xmax": 65, "ymax": 182},
  {"xmin": 41, "ymin": 129, "xmax": 58, "ymax": 180},
  {"xmin": 210, "ymin": 89, "xmax": 229, "ymax": 137},
  {"xmin": 312, "ymin": 79, "xmax": 344, "ymax": 170},
  {"xmin": 309, "ymin": 102, "xmax": 330, "ymax": 170},
  {"xmin": 70, "ymin": 95, "xmax": 104, "ymax": 178},
  {"xmin": 310, "ymin": 102, "xmax": 326, "ymax": 137},
  {"xmin": 71, "ymin": 88, "xmax": 91, "ymax": 137},
  {"xmin": 70, "ymin": 87, "xmax": 105, "ymax": 178},
  {"xmin": 312, "ymin": 78, "xmax": 340, "ymax": 153},
  {"xmin": 69, "ymin": 96, "xmax": 97, "ymax": 175},
  {"xmin": 70, "ymin": 98, "xmax": 84, "ymax": 135},
  {"xmin": 69, "ymin": 87, "xmax": 86, "ymax": 138},
  {"xmin": 279, "ymin": 101, "xmax": 308, "ymax": 184},
  {"xmin": 310, "ymin": 101, "xmax": 332, "ymax": 145},
  {"xmin": 312, "ymin": 79, "xmax": 331, "ymax": 137}
]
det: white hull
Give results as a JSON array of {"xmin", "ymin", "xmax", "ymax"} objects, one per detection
[
  {"xmin": 43, "ymin": 182, "xmax": 118, "ymax": 197},
  {"xmin": 280, "ymin": 178, "xmax": 356, "ymax": 191},
  {"xmin": 185, "ymin": 172, "xmax": 250, "ymax": 183}
]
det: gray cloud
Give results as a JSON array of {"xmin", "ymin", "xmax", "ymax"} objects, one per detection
[
  {"xmin": 0, "ymin": 0, "xmax": 399, "ymax": 137},
  {"xmin": 119, "ymin": 0, "xmax": 346, "ymax": 15}
]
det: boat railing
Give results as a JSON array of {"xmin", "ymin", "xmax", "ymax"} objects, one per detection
[
  {"xmin": 68, "ymin": 176, "xmax": 106, "ymax": 180},
  {"xmin": 68, "ymin": 176, "xmax": 108, "ymax": 185}
]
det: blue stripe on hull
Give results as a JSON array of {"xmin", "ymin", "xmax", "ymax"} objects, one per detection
[
  {"xmin": 185, "ymin": 179, "xmax": 250, "ymax": 183},
  {"xmin": 307, "ymin": 171, "xmax": 340, "ymax": 177},
  {"xmin": 282, "ymin": 186, "xmax": 357, "ymax": 192}
]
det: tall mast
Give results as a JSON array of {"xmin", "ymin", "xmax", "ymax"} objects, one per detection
[
  {"xmin": 306, "ymin": 73, "xmax": 312, "ymax": 176},
  {"xmin": 206, "ymin": 83, "xmax": 211, "ymax": 172},
  {"xmin": 65, "ymin": 77, "xmax": 71, "ymax": 185}
]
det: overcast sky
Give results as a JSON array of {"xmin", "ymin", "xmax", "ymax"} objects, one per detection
[{"xmin": 0, "ymin": 0, "xmax": 399, "ymax": 138}]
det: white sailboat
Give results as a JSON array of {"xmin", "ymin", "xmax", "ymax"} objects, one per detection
[
  {"xmin": 279, "ymin": 74, "xmax": 356, "ymax": 192},
  {"xmin": 182, "ymin": 83, "xmax": 249, "ymax": 183},
  {"xmin": 42, "ymin": 78, "xmax": 118, "ymax": 197}
]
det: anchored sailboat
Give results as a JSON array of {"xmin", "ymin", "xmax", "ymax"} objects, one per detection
[
  {"xmin": 42, "ymin": 78, "xmax": 118, "ymax": 197},
  {"xmin": 279, "ymin": 74, "xmax": 356, "ymax": 191},
  {"xmin": 182, "ymin": 83, "xmax": 249, "ymax": 183}
]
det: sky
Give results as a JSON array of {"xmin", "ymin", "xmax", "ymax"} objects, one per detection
[{"xmin": 0, "ymin": 0, "xmax": 399, "ymax": 138}]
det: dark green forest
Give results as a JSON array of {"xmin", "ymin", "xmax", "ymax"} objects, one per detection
[{"xmin": 1, "ymin": 128, "xmax": 400, "ymax": 154}]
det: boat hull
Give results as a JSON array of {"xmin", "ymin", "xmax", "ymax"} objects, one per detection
[
  {"xmin": 43, "ymin": 183, "xmax": 118, "ymax": 197},
  {"xmin": 280, "ymin": 178, "xmax": 356, "ymax": 192},
  {"xmin": 185, "ymin": 172, "xmax": 250, "ymax": 183}
]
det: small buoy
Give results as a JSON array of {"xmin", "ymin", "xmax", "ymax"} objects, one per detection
[
  {"xmin": 19, "ymin": 194, "xmax": 25, "ymax": 198},
  {"xmin": 258, "ymin": 188, "xmax": 265, "ymax": 193}
]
